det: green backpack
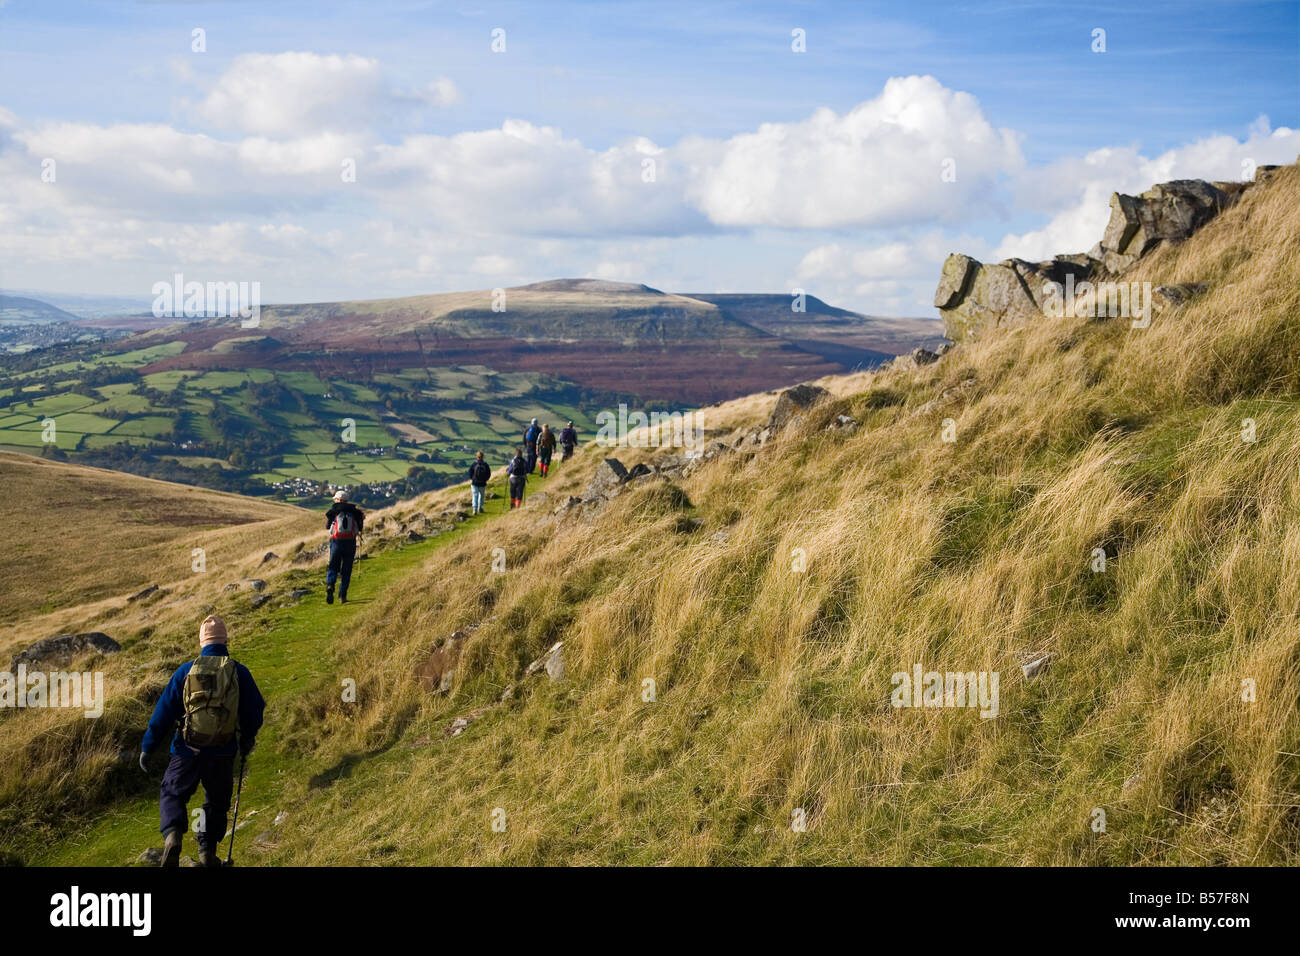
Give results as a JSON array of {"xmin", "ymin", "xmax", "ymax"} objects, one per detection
[{"xmin": 181, "ymin": 655, "xmax": 241, "ymax": 749}]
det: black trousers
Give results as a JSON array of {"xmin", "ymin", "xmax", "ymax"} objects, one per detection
[
  {"xmin": 159, "ymin": 751, "xmax": 235, "ymax": 850},
  {"xmin": 327, "ymin": 538, "xmax": 357, "ymax": 597}
]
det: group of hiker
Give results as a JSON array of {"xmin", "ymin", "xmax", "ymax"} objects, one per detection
[
  {"xmin": 470, "ymin": 418, "xmax": 578, "ymax": 511},
  {"xmin": 134, "ymin": 417, "xmax": 581, "ymax": 866}
]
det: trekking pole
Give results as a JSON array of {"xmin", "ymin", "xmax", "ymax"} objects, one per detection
[{"xmin": 224, "ymin": 752, "xmax": 248, "ymax": 867}]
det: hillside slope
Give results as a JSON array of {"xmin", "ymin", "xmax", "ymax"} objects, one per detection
[
  {"xmin": 5, "ymin": 161, "xmax": 1300, "ymax": 866},
  {"xmin": 0, "ymin": 451, "xmax": 316, "ymax": 630}
]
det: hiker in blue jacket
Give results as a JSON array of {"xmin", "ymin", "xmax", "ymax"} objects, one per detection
[
  {"xmin": 523, "ymin": 418, "xmax": 541, "ymax": 473},
  {"xmin": 467, "ymin": 450, "xmax": 491, "ymax": 515},
  {"xmin": 139, "ymin": 615, "xmax": 265, "ymax": 868}
]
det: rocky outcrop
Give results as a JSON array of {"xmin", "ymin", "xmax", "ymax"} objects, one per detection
[
  {"xmin": 934, "ymin": 171, "xmax": 1278, "ymax": 341},
  {"xmin": 584, "ymin": 458, "xmax": 629, "ymax": 499},
  {"xmin": 1091, "ymin": 180, "xmax": 1231, "ymax": 273},
  {"xmin": 12, "ymin": 632, "xmax": 121, "ymax": 670},
  {"xmin": 936, "ymin": 253, "xmax": 1100, "ymax": 342}
]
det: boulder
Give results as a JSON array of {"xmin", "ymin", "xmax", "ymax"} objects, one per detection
[
  {"xmin": 626, "ymin": 462, "xmax": 653, "ymax": 482},
  {"xmin": 584, "ymin": 458, "xmax": 629, "ymax": 499},
  {"xmin": 128, "ymin": 584, "xmax": 160, "ymax": 603},
  {"xmin": 260, "ymin": 552, "xmax": 277, "ymax": 565},
  {"xmin": 247, "ymin": 579, "xmax": 267, "ymax": 592},
  {"xmin": 767, "ymin": 384, "xmax": 830, "ymax": 431},
  {"xmin": 11, "ymin": 632, "xmax": 121, "ymax": 670},
  {"xmin": 1097, "ymin": 180, "xmax": 1231, "ymax": 272},
  {"xmin": 910, "ymin": 347, "xmax": 939, "ymax": 366},
  {"xmin": 250, "ymin": 594, "xmax": 272, "ymax": 609}
]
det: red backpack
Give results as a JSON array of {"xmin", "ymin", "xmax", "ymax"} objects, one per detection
[{"xmin": 330, "ymin": 509, "xmax": 359, "ymax": 540}]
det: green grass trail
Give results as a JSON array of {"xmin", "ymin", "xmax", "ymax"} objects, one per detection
[{"xmin": 34, "ymin": 481, "xmax": 518, "ymax": 866}]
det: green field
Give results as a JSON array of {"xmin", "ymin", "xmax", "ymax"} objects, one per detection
[{"xmin": 0, "ymin": 353, "xmax": 604, "ymax": 503}]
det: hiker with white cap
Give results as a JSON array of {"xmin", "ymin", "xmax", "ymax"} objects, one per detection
[
  {"xmin": 324, "ymin": 490, "xmax": 365, "ymax": 604},
  {"xmin": 139, "ymin": 614, "xmax": 265, "ymax": 867}
]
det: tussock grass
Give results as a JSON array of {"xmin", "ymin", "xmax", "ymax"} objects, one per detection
[{"xmin": 6, "ymin": 165, "xmax": 1300, "ymax": 865}]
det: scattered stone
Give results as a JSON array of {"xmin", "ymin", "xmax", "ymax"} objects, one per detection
[
  {"xmin": 827, "ymin": 414, "xmax": 858, "ymax": 432},
  {"xmin": 247, "ymin": 579, "xmax": 267, "ymax": 591},
  {"xmin": 767, "ymin": 384, "xmax": 830, "ymax": 432},
  {"xmin": 1152, "ymin": 282, "xmax": 1208, "ymax": 310},
  {"xmin": 128, "ymin": 585, "xmax": 159, "ymax": 602},
  {"xmin": 12, "ymin": 632, "xmax": 121, "ymax": 670},
  {"xmin": 1021, "ymin": 654, "xmax": 1052, "ymax": 679},
  {"xmin": 260, "ymin": 552, "xmax": 278, "ymax": 565},
  {"xmin": 135, "ymin": 847, "xmax": 162, "ymax": 866},
  {"xmin": 274, "ymin": 810, "xmax": 288, "ymax": 826},
  {"xmin": 406, "ymin": 530, "xmax": 425, "ymax": 542},
  {"xmin": 626, "ymin": 462, "xmax": 653, "ymax": 481},
  {"xmin": 251, "ymin": 594, "xmax": 272, "ymax": 609},
  {"xmin": 584, "ymin": 458, "xmax": 629, "ymax": 499},
  {"xmin": 523, "ymin": 641, "xmax": 565, "ymax": 682},
  {"xmin": 287, "ymin": 589, "xmax": 311, "ymax": 602},
  {"xmin": 910, "ymin": 347, "xmax": 939, "ymax": 366},
  {"xmin": 222, "ymin": 583, "xmax": 239, "ymax": 592}
]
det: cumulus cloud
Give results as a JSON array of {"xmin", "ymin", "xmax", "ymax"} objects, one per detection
[
  {"xmin": 996, "ymin": 117, "xmax": 1300, "ymax": 261},
  {"xmin": 194, "ymin": 52, "xmax": 459, "ymax": 136},
  {"xmin": 681, "ymin": 75, "xmax": 1024, "ymax": 229}
]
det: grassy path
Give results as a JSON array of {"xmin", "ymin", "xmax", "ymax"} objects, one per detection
[{"xmin": 34, "ymin": 483, "xmax": 514, "ymax": 866}]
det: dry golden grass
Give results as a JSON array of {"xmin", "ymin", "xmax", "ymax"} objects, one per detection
[
  {"xmin": 0, "ymin": 451, "xmax": 316, "ymax": 633},
  {"xmin": 255, "ymin": 163, "xmax": 1298, "ymax": 865},
  {"xmin": 5, "ymin": 165, "xmax": 1299, "ymax": 866}
]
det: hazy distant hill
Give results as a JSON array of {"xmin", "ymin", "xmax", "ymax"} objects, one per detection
[{"xmin": 0, "ymin": 295, "xmax": 80, "ymax": 325}]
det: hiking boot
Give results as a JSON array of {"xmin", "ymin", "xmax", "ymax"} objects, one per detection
[
  {"xmin": 339, "ymin": 593, "xmax": 348, "ymax": 604},
  {"xmin": 161, "ymin": 829, "xmax": 182, "ymax": 868},
  {"xmin": 199, "ymin": 846, "xmax": 221, "ymax": 868},
  {"xmin": 326, "ymin": 586, "xmax": 334, "ymax": 604}
]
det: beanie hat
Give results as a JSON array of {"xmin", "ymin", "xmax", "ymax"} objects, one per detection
[{"xmin": 199, "ymin": 615, "xmax": 227, "ymax": 647}]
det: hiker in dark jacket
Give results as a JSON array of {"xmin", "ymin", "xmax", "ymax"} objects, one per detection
[
  {"xmin": 324, "ymin": 490, "xmax": 365, "ymax": 604},
  {"xmin": 468, "ymin": 450, "xmax": 491, "ymax": 515},
  {"xmin": 140, "ymin": 615, "xmax": 265, "ymax": 868},
  {"xmin": 523, "ymin": 418, "xmax": 541, "ymax": 473},
  {"xmin": 506, "ymin": 446, "xmax": 528, "ymax": 508},
  {"xmin": 536, "ymin": 424, "xmax": 556, "ymax": 477},
  {"xmin": 559, "ymin": 421, "xmax": 577, "ymax": 462}
]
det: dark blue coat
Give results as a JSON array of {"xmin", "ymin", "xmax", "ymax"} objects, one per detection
[
  {"xmin": 524, "ymin": 424, "xmax": 541, "ymax": 448},
  {"xmin": 142, "ymin": 644, "xmax": 265, "ymax": 757}
]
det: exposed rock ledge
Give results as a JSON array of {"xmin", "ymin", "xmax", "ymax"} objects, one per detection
[{"xmin": 935, "ymin": 162, "xmax": 1290, "ymax": 341}]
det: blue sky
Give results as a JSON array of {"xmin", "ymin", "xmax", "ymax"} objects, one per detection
[{"xmin": 1, "ymin": 0, "xmax": 1297, "ymax": 314}]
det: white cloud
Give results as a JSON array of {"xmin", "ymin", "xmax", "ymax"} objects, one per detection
[
  {"xmin": 681, "ymin": 75, "xmax": 1024, "ymax": 229},
  {"xmin": 194, "ymin": 52, "xmax": 458, "ymax": 136}
]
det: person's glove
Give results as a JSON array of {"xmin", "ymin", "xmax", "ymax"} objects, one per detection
[{"xmin": 138, "ymin": 751, "xmax": 150, "ymax": 773}]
